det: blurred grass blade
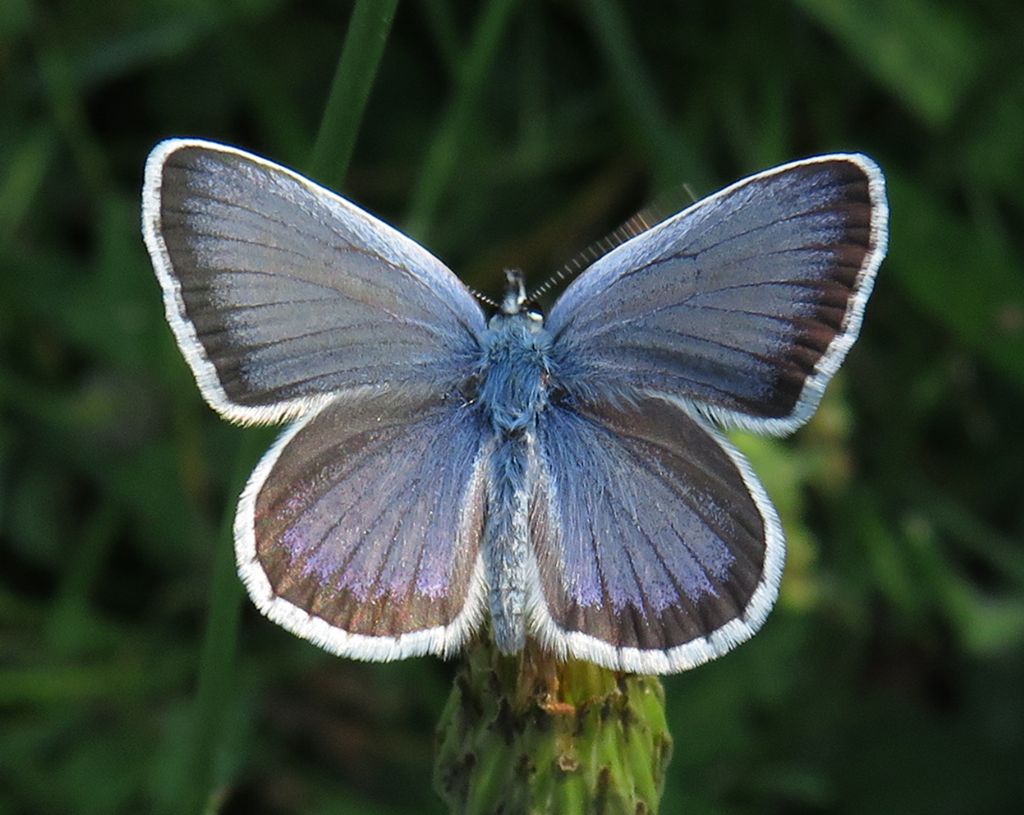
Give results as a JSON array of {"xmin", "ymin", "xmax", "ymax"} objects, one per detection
[
  {"xmin": 172, "ymin": 439, "xmax": 260, "ymax": 815},
  {"xmin": 792, "ymin": 0, "xmax": 983, "ymax": 126},
  {"xmin": 309, "ymin": 0, "xmax": 400, "ymax": 189},
  {"xmin": 887, "ymin": 172, "xmax": 1024, "ymax": 387},
  {"xmin": 405, "ymin": 0, "xmax": 522, "ymax": 240},
  {"xmin": 580, "ymin": 0, "xmax": 690, "ymax": 185},
  {"xmin": 171, "ymin": 3, "xmax": 402, "ymax": 812},
  {"xmin": 417, "ymin": 0, "xmax": 463, "ymax": 78},
  {"xmin": 0, "ymin": 126, "xmax": 53, "ymax": 239},
  {"xmin": 35, "ymin": 39, "xmax": 111, "ymax": 197}
]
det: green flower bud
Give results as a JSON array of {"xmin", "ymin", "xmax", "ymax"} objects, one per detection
[{"xmin": 435, "ymin": 636, "xmax": 672, "ymax": 814}]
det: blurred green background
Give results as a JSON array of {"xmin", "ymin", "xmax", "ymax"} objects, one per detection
[{"xmin": 3, "ymin": 1, "xmax": 1024, "ymax": 813}]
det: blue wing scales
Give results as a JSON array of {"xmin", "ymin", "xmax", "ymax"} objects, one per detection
[
  {"xmin": 546, "ymin": 155, "xmax": 888, "ymax": 434},
  {"xmin": 527, "ymin": 394, "xmax": 783, "ymax": 674},
  {"xmin": 143, "ymin": 139, "xmax": 486, "ymax": 424},
  {"xmin": 235, "ymin": 387, "xmax": 491, "ymax": 659}
]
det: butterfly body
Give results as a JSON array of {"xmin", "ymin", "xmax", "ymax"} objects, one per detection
[
  {"xmin": 471, "ymin": 286, "xmax": 550, "ymax": 652},
  {"xmin": 143, "ymin": 140, "xmax": 888, "ymax": 674}
]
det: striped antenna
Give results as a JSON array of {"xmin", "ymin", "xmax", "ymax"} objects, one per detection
[
  {"xmin": 469, "ymin": 286, "xmax": 500, "ymax": 310},
  {"xmin": 528, "ymin": 209, "xmax": 656, "ymax": 301}
]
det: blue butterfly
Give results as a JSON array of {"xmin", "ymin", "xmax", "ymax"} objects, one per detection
[{"xmin": 142, "ymin": 140, "xmax": 888, "ymax": 674}]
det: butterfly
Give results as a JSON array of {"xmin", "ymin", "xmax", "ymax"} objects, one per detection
[{"xmin": 142, "ymin": 140, "xmax": 887, "ymax": 674}]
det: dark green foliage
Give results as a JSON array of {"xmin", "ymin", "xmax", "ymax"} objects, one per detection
[{"xmin": 1, "ymin": 1, "xmax": 1023, "ymax": 813}]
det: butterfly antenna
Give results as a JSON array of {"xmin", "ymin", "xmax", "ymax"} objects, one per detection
[
  {"xmin": 528, "ymin": 209, "xmax": 658, "ymax": 301},
  {"xmin": 526, "ymin": 174, "xmax": 708, "ymax": 302},
  {"xmin": 469, "ymin": 286, "xmax": 500, "ymax": 310},
  {"xmin": 631, "ymin": 181, "xmax": 699, "ymax": 230}
]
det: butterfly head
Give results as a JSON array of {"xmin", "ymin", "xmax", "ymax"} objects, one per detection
[{"xmin": 499, "ymin": 268, "xmax": 544, "ymax": 329}]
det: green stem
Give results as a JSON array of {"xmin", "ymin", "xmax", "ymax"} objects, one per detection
[
  {"xmin": 309, "ymin": 0, "xmax": 401, "ymax": 190},
  {"xmin": 171, "ymin": 3, "xmax": 401, "ymax": 812},
  {"xmin": 405, "ymin": 0, "xmax": 522, "ymax": 240}
]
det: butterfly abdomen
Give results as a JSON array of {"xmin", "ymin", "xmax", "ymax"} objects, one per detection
[{"xmin": 483, "ymin": 433, "xmax": 531, "ymax": 652}]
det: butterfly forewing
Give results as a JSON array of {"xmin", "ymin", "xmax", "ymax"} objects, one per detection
[
  {"xmin": 546, "ymin": 155, "xmax": 888, "ymax": 435},
  {"xmin": 236, "ymin": 387, "xmax": 490, "ymax": 660},
  {"xmin": 143, "ymin": 139, "xmax": 486, "ymax": 425},
  {"xmin": 527, "ymin": 395, "xmax": 782, "ymax": 674}
]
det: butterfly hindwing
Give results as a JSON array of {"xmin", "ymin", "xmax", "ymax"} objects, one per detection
[
  {"xmin": 526, "ymin": 394, "xmax": 783, "ymax": 674},
  {"xmin": 546, "ymin": 155, "xmax": 888, "ymax": 435},
  {"xmin": 143, "ymin": 139, "xmax": 486, "ymax": 425},
  {"xmin": 235, "ymin": 387, "xmax": 491, "ymax": 660}
]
